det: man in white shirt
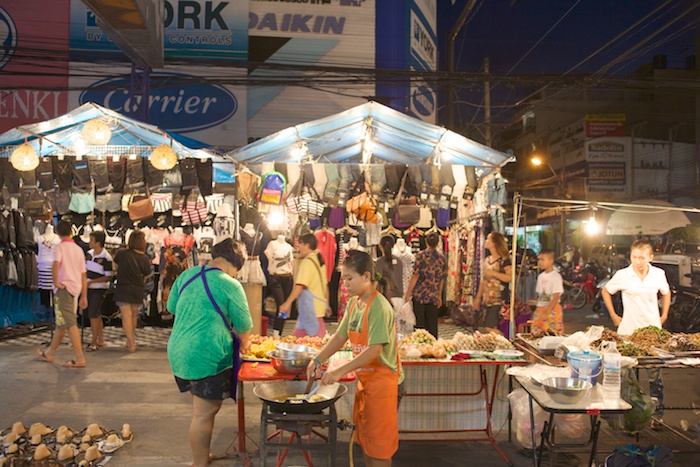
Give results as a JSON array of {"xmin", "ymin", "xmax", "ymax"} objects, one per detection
[{"xmin": 602, "ymin": 239, "xmax": 670, "ymax": 429}]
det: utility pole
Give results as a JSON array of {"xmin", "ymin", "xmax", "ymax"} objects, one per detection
[
  {"xmin": 446, "ymin": 0, "xmax": 478, "ymax": 130},
  {"xmin": 484, "ymin": 57, "xmax": 491, "ymax": 146}
]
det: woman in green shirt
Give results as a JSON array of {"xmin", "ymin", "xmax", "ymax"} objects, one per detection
[
  {"xmin": 308, "ymin": 250, "xmax": 403, "ymax": 465},
  {"xmin": 167, "ymin": 239, "xmax": 253, "ymax": 467}
]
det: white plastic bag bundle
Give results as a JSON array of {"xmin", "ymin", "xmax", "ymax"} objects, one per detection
[
  {"xmin": 555, "ymin": 325, "xmax": 604, "ymax": 359},
  {"xmin": 398, "ymin": 301, "xmax": 416, "ymax": 326},
  {"xmin": 509, "ymin": 388, "xmax": 548, "ymax": 448}
]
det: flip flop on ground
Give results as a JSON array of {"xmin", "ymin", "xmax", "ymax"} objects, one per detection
[
  {"xmin": 63, "ymin": 360, "xmax": 86, "ymax": 368},
  {"xmin": 86, "ymin": 344, "xmax": 99, "ymax": 352},
  {"xmin": 35, "ymin": 348, "xmax": 54, "ymax": 363}
]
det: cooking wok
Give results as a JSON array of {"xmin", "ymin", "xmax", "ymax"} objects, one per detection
[{"xmin": 253, "ymin": 380, "xmax": 347, "ymax": 414}]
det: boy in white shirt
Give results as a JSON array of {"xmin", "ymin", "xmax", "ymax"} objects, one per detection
[{"xmin": 533, "ymin": 250, "xmax": 564, "ymax": 334}]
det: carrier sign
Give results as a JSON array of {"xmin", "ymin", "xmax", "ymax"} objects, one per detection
[{"xmin": 79, "ymin": 73, "xmax": 237, "ymax": 133}]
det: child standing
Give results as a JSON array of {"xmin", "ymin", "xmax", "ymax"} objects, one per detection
[{"xmin": 532, "ymin": 249, "xmax": 564, "ymax": 334}]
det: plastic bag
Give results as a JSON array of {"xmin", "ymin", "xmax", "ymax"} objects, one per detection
[
  {"xmin": 555, "ymin": 325, "xmax": 604, "ymax": 359},
  {"xmin": 602, "ymin": 368, "xmax": 653, "ymax": 434},
  {"xmin": 554, "ymin": 413, "xmax": 588, "ymax": 442},
  {"xmin": 398, "ymin": 301, "xmax": 416, "ymax": 327},
  {"xmin": 509, "ymin": 388, "xmax": 548, "ymax": 449}
]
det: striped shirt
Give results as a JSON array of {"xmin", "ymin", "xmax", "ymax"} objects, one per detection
[{"xmin": 86, "ymin": 249, "xmax": 114, "ymax": 290}]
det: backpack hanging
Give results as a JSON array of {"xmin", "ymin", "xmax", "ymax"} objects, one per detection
[{"xmin": 258, "ymin": 171, "xmax": 287, "ymax": 205}]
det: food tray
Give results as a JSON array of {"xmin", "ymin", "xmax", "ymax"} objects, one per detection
[{"xmin": 672, "ymin": 350, "xmax": 700, "ymax": 357}]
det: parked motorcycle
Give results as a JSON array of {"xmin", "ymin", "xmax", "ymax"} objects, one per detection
[
  {"xmin": 666, "ymin": 285, "xmax": 700, "ymax": 332},
  {"xmin": 592, "ymin": 276, "xmax": 623, "ymax": 317}
]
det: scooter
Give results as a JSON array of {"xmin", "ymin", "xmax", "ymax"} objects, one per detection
[{"xmin": 591, "ymin": 276, "xmax": 623, "ymax": 317}]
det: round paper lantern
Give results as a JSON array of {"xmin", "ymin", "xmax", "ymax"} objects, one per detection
[
  {"xmin": 81, "ymin": 118, "xmax": 112, "ymax": 145},
  {"xmin": 9, "ymin": 143, "xmax": 39, "ymax": 171},
  {"xmin": 149, "ymin": 144, "xmax": 178, "ymax": 170}
]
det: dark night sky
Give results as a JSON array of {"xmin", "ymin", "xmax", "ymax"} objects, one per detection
[
  {"xmin": 439, "ymin": 0, "xmax": 698, "ymax": 75},
  {"xmin": 435, "ymin": 0, "xmax": 700, "ymax": 127}
]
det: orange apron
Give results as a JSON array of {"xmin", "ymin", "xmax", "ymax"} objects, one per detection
[{"xmin": 348, "ymin": 292, "xmax": 400, "ymax": 459}]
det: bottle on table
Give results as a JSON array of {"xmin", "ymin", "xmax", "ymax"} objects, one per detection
[{"xmin": 602, "ymin": 341, "xmax": 622, "ymax": 401}]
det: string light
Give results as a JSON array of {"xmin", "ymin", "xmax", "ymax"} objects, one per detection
[
  {"xmin": 9, "ymin": 143, "xmax": 39, "ymax": 171},
  {"xmin": 81, "ymin": 118, "xmax": 112, "ymax": 145},
  {"xmin": 149, "ymin": 144, "xmax": 178, "ymax": 170}
]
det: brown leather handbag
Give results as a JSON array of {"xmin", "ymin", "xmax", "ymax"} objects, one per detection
[{"xmin": 128, "ymin": 187, "xmax": 154, "ymax": 221}]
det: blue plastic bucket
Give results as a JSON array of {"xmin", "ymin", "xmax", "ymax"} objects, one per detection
[{"xmin": 567, "ymin": 350, "xmax": 602, "ymax": 386}]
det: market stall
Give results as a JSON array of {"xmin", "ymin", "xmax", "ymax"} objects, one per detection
[
  {"xmin": 1, "ymin": 100, "xmax": 514, "ymax": 331},
  {"xmin": 0, "ymin": 102, "xmax": 225, "ymax": 327}
]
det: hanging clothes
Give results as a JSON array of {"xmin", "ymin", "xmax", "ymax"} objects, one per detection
[
  {"xmin": 314, "ymin": 229, "xmax": 337, "ymax": 282},
  {"xmin": 37, "ymin": 231, "xmax": 61, "ymax": 290}
]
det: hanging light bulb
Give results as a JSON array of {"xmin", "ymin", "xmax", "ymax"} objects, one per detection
[
  {"xmin": 9, "ymin": 143, "xmax": 39, "ymax": 171},
  {"xmin": 81, "ymin": 118, "xmax": 112, "ymax": 145},
  {"xmin": 585, "ymin": 208, "xmax": 599, "ymax": 234},
  {"xmin": 149, "ymin": 144, "xmax": 178, "ymax": 170}
]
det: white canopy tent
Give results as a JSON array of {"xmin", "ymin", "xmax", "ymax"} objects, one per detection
[
  {"xmin": 226, "ymin": 101, "xmax": 515, "ymax": 173},
  {"xmin": 0, "ymin": 102, "xmax": 221, "ymax": 161}
]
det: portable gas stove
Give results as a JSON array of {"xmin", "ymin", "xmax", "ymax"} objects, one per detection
[{"xmin": 259, "ymin": 401, "xmax": 353, "ymax": 467}]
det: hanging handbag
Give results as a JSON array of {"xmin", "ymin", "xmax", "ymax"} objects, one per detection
[
  {"xmin": 22, "ymin": 189, "xmax": 52, "ymax": 221},
  {"xmin": 180, "ymin": 191, "xmax": 207, "ymax": 226},
  {"xmin": 286, "ymin": 169, "xmax": 325, "ymax": 218},
  {"xmin": 128, "ymin": 187, "xmax": 155, "ymax": 221},
  {"xmin": 345, "ymin": 171, "xmax": 379, "ymax": 224},
  {"xmin": 395, "ymin": 171, "xmax": 420, "ymax": 225}
]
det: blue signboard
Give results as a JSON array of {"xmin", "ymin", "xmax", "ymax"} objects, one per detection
[{"xmin": 69, "ymin": 0, "xmax": 248, "ymax": 61}]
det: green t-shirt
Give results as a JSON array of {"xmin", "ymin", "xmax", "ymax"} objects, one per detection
[
  {"xmin": 295, "ymin": 253, "xmax": 328, "ymax": 318},
  {"xmin": 167, "ymin": 267, "xmax": 253, "ymax": 380},
  {"xmin": 337, "ymin": 293, "xmax": 403, "ymax": 383}
]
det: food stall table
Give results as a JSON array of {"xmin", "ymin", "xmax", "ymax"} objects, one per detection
[
  {"xmin": 235, "ymin": 361, "xmax": 356, "ymax": 462},
  {"xmin": 399, "ymin": 356, "xmax": 528, "ymax": 465},
  {"xmin": 515, "ymin": 376, "xmax": 631, "ymax": 467}
]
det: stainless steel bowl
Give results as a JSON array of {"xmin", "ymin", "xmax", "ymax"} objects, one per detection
[
  {"xmin": 541, "ymin": 377, "xmax": 592, "ymax": 404},
  {"xmin": 274, "ymin": 342, "xmax": 319, "ymax": 360},
  {"xmin": 267, "ymin": 350, "xmax": 313, "ymax": 374}
]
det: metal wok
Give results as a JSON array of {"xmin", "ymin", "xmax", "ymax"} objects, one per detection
[{"xmin": 253, "ymin": 380, "xmax": 347, "ymax": 414}]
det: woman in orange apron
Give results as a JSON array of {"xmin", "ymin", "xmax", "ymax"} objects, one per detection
[{"xmin": 308, "ymin": 250, "xmax": 403, "ymax": 466}]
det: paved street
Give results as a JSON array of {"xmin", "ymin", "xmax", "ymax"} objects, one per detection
[{"xmin": 0, "ymin": 303, "xmax": 698, "ymax": 466}]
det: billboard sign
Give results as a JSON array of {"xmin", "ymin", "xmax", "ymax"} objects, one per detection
[
  {"xmin": 585, "ymin": 113, "xmax": 626, "ymax": 138},
  {"xmin": 585, "ymin": 137, "xmax": 627, "ymax": 162},
  {"xmin": 69, "ymin": 0, "xmax": 248, "ymax": 61},
  {"xmin": 69, "ymin": 64, "xmax": 247, "ymax": 148},
  {"xmin": 0, "ymin": 1, "xmax": 70, "ymax": 133},
  {"xmin": 247, "ymin": 0, "xmax": 375, "ymax": 140},
  {"xmin": 587, "ymin": 162, "xmax": 626, "ymax": 193},
  {"xmin": 408, "ymin": 0, "xmax": 436, "ymax": 123}
]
